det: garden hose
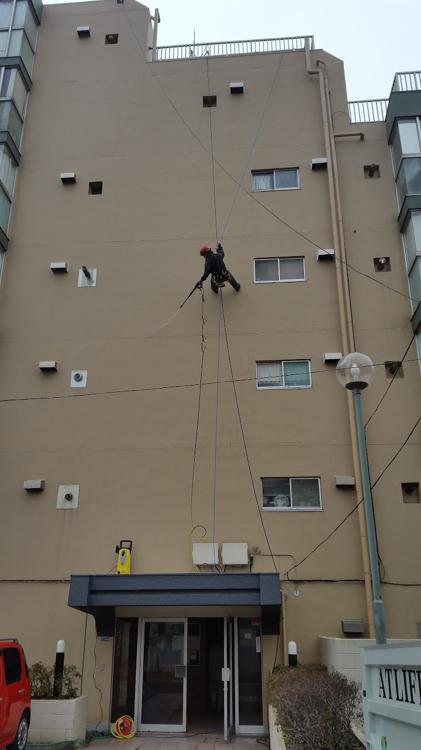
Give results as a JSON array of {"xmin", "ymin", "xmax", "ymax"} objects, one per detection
[{"xmin": 110, "ymin": 715, "xmax": 136, "ymax": 739}]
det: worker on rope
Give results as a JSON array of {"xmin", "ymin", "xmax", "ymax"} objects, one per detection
[{"xmin": 195, "ymin": 242, "xmax": 240, "ymax": 294}]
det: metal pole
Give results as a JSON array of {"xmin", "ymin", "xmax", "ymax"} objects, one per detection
[{"xmin": 353, "ymin": 387, "xmax": 387, "ymax": 645}]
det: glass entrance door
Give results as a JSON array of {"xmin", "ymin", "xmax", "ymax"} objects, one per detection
[
  {"xmin": 234, "ymin": 617, "xmax": 264, "ymax": 734},
  {"xmin": 139, "ymin": 620, "xmax": 187, "ymax": 732},
  {"xmin": 223, "ymin": 617, "xmax": 235, "ymax": 740}
]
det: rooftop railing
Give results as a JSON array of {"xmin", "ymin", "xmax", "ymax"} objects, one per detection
[
  {"xmin": 348, "ymin": 99, "xmax": 389, "ymax": 124},
  {"xmin": 153, "ymin": 35, "xmax": 314, "ymax": 61},
  {"xmin": 392, "ymin": 71, "xmax": 421, "ymax": 92}
]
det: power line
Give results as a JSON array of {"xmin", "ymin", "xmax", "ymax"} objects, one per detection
[
  {"xmin": 284, "ymin": 413, "xmax": 421, "ymax": 576},
  {"xmin": 0, "ymin": 358, "xmax": 419, "ymax": 406},
  {"xmin": 365, "ymin": 333, "xmax": 416, "ymax": 427}
]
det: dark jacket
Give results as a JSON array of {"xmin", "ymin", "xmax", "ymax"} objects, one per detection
[{"xmin": 200, "ymin": 244, "xmax": 227, "ymax": 282}]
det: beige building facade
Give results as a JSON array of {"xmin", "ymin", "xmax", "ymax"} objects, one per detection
[{"xmin": 0, "ymin": 0, "xmax": 420, "ymax": 736}]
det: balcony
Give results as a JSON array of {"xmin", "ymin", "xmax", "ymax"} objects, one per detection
[
  {"xmin": 348, "ymin": 70, "xmax": 421, "ymax": 125},
  {"xmin": 152, "ymin": 35, "xmax": 314, "ymax": 61},
  {"xmin": 0, "ymin": 99, "xmax": 23, "ymax": 149}
]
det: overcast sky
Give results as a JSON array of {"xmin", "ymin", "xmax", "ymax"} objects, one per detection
[{"xmin": 43, "ymin": 0, "xmax": 421, "ymax": 100}]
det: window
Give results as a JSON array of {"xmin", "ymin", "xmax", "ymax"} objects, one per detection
[
  {"xmin": 89, "ymin": 181, "xmax": 103, "ymax": 195},
  {"xmin": 403, "ymin": 211, "xmax": 421, "ymax": 271},
  {"xmin": 251, "ymin": 168, "xmax": 299, "ymax": 192},
  {"xmin": 262, "ymin": 477, "xmax": 321, "ymax": 510},
  {"xmin": 396, "ymin": 158, "xmax": 421, "ymax": 206},
  {"xmin": 256, "ymin": 360, "xmax": 311, "ymax": 389},
  {"xmin": 254, "ymin": 257, "xmax": 305, "ymax": 283},
  {"xmin": 4, "ymin": 648, "xmax": 22, "ymax": 684},
  {"xmin": 391, "ymin": 118, "xmax": 421, "ymax": 172},
  {"xmin": 105, "ymin": 33, "xmax": 118, "ymax": 44}
]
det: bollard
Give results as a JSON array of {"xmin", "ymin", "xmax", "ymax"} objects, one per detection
[
  {"xmin": 288, "ymin": 640, "xmax": 298, "ymax": 667},
  {"xmin": 53, "ymin": 639, "xmax": 65, "ymax": 697}
]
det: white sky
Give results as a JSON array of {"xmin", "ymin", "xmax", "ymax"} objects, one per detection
[{"xmin": 43, "ymin": 0, "xmax": 421, "ymax": 100}]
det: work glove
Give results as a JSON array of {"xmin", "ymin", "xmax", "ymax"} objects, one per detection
[{"xmin": 195, "ymin": 281, "xmax": 203, "ymax": 289}]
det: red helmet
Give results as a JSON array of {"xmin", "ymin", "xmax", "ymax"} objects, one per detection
[{"xmin": 200, "ymin": 245, "xmax": 211, "ymax": 256}]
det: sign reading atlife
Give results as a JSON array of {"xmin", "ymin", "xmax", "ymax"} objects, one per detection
[
  {"xmin": 378, "ymin": 665, "xmax": 421, "ymax": 705},
  {"xmin": 362, "ymin": 643, "xmax": 421, "ymax": 750}
]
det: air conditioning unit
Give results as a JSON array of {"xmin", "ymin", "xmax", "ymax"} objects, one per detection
[
  {"xmin": 192, "ymin": 543, "xmax": 219, "ymax": 566},
  {"xmin": 221, "ymin": 543, "xmax": 249, "ymax": 565}
]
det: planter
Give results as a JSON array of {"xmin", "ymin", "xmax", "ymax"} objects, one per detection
[
  {"xmin": 28, "ymin": 695, "xmax": 88, "ymax": 745},
  {"xmin": 268, "ymin": 705, "xmax": 287, "ymax": 750}
]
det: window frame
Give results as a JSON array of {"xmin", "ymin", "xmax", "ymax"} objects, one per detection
[
  {"xmin": 251, "ymin": 167, "xmax": 300, "ymax": 193},
  {"xmin": 256, "ymin": 359, "xmax": 311, "ymax": 390},
  {"xmin": 253, "ymin": 256, "xmax": 306, "ymax": 284},
  {"xmin": 261, "ymin": 476, "xmax": 322, "ymax": 512},
  {"xmin": 392, "ymin": 117, "xmax": 421, "ymax": 174}
]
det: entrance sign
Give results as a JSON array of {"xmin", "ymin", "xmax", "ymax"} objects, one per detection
[{"xmin": 361, "ymin": 643, "xmax": 421, "ymax": 749}]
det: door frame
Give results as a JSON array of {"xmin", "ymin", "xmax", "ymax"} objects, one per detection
[
  {"xmin": 135, "ymin": 618, "xmax": 188, "ymax": 733},
  {"xmin": 234, "ymin": 616, "xmax": 265, "ymax": 735}
]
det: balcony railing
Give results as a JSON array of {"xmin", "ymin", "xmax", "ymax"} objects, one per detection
[
  {"xmin": 348, "ymin": 99, "xmax": 389, "ymax": 124},
  {"xmin": 153, "ymin": 35, "xmax": 314, "ymax": 61},
  {"xmin": 392, "ymin": 71, "xmax": 421, "ymax": 93}
]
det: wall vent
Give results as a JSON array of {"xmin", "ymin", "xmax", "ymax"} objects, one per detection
[
  {"xmin": 60, "ymin": 172, "xmax": 76, "ymax": 185},
  {"xmin": 203, "ymin": 95, "xmax": 217, "ymax": 108},
  {"xmin": 78, "ymin": 267, "xmax": 97, "ymax": 287},
  {"xmin": 373, "ymin": 257, "xmax": 390, "ymax": 271},
  {"xmin": 23, "ymin": 479, "xmax": 45, "ymax": 492},
  {"xmin": 77, "ymin": 26, "xmax": 91, "ymax": 38},
  {"xmin": 335, "ymin": 475, "xmax": 356, "ymax": 488},
  {"xmin": 229, "ymin": 82, "xmax": 244, "ymax": 95},
  {"xmin": 50, "ymin": 262, "xmax": 68, "ymax": 273},
  {"xmin": 317, "ymin": 248, "xmax": 335, "ymax": 260},
  {"xmin": 342, "ymin": 619, "xmax": 364, "ymax": 635},
  {"xmin": 71, "ymin": 370, "xmax": 88, "ymax": 388},
  {"xmin": 38, "ymin": 361, "xmax": 58, "ymax": 372},
  {"xmin": 311, "ymin": 157, "xmax": 328, "ymax": 170},
  {"xmin": 323, "ymin": 352, "xmax": 342, "ymax": 364}
]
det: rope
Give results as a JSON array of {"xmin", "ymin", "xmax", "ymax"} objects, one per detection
[
  {"xmin": 206, "ymin": 57, "xmax": 219, "ymax": 244},
  {"xmin": 220, "ymin": 294, "xmax": 278, "ymax": 573},
  {"xmin": 211, "ymin": 291, "xmax": 223, "ymax": 569},
  {"xmin": 219, "ymin": 52, "xmax": 284, "ymax": 241},
  {"xmin": 189, "ymin": 289, "xmax": 206, "ymax": 526}
]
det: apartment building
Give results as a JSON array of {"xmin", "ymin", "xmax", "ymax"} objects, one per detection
[{"xmin": 0, "ymin": 0, "xmax": 420, "ymax": 736}]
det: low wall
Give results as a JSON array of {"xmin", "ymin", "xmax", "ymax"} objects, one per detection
[
  {"xmin": 29, "ymin": 695, "xmax": 88, "ymax": 744},
  {"xmin": 319, "ymin": 637, "xmax": 420, "ymax": 684}
]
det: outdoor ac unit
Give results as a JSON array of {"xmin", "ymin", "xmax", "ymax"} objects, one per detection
[
  {"xmin": 221, "ymin": 543, "xmax": 249, "ymax": 565},
  {"xmin": 192, "ymin": 543, "xmax": 219, "ymax": 566}
]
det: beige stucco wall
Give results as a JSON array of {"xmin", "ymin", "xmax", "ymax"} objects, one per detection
[{"xmin": 0, "ymin": 0, "xmax": 420, "ymax": 727}]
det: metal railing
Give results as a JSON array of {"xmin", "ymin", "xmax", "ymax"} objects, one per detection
[
  {"xmin": 392, "ymin": 71, "xmax": 421, "ymax": 92},
  {"xmin": 153, "ymin": 35, "xmax": 314, "ymax": 61},
  {"xmin": 348, "ymin": 99, "xmax": 388, "ymax": 124}
]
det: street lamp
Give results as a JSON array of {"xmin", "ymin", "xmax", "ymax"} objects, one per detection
[{"xmin": 336, "ymin": 352, "xmax": 387, "ymax": 645}]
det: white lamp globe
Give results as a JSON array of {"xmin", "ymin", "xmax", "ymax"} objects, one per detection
[{"xmin": 336, "ymin": 352, "xmax": 374, "ymax": 390}]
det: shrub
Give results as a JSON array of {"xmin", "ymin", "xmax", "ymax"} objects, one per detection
[
  {"xmin": 29, "ymin": 662, "xmax": 81, "ymax": 699},
  {"xmin": 269, "ymin": 665, "xmax": 361, "ymax": 750}
]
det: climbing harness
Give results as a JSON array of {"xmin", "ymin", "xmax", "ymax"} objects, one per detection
[{"xmin": 110, "ymin": 715, "xmax": 136, "ymax": 739}]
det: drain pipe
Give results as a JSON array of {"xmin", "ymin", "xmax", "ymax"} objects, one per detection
[{"xmin": 305, "ymin": 41, "xmax": 375, "ymax": 639}]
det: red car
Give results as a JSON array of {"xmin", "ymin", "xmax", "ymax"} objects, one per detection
[{"xmin": 0, "ymin": 640, "xmax": 31, "ymax": 750}]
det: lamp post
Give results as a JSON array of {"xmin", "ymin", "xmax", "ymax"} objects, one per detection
[{"xmin": 337, "ymin": 352, "xmax": 386, "ymax": 645}]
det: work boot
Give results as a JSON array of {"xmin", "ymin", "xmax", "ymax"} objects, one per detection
[
  {"xmin": 211, "ymin": 278, "xmax": 219, "ymax": 294},
  {"xmin": 228, "ymin": 274, "xmax": 240, "ymax": 292}
]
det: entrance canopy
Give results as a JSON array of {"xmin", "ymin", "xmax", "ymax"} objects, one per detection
[{"xmin": 68, "ymin": 572, "xmax": 281, "ymax": 636}]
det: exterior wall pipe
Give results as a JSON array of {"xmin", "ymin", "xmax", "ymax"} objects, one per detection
[{"xmin": 305, "ymin": 41, "xmax": 375, "ymax": 638}]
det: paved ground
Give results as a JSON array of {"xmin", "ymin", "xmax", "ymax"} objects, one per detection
[{"xmin": 89, "ymin": 734, "xmax": 268, "ymax": 750}]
